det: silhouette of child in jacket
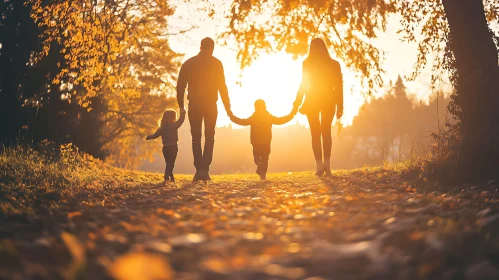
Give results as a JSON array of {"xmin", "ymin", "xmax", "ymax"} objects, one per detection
[
  {"xmin": 229, "ymin": 100, "xmax": 296, "ymax": 180},
  {"xmin": 146, "ymin": 108, "xmax": 186, "ymax": 182}
]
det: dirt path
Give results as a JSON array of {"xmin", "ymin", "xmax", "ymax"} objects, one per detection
[{"xmin": 1, "ymin": 169, "xmax": 499, "ymax": 279}]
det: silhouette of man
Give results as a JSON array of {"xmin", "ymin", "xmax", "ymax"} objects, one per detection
[{"xmin": 176, "ymin": 37, "xmax": 232, "ymax": 181}]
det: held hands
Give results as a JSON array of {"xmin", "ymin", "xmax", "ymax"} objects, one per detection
[
  {"xmin": 226, "ymin": 107, "xmax": 234, "ymax": 119},
  {"xmin": 336, "ymin": 107, "xmax": 343, "ymax": 119},
  {"xmin": 292, "ymin": 99, "xmax": 302, "ymax": 111},
  {"xmin": 289, "ymin": 102, "xmax": 300, "ymax": 116},
  {"xmin": 226, "ymin": 109, "xmax": 239, "ymax": 124},
  {"xmin": 228, "ymin": 114, "xmax": 236, "ymax": 123}
]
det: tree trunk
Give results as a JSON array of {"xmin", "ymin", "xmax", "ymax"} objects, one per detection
[{"xmin": 441, "ymin": 0, "xmax": 499, "ymax": 180}]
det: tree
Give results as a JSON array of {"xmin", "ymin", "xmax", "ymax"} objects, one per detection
[
  {"xmin": 0, "ymin": 0, "xmax": 104, "ymax": 157},
  {"xmin": 28, "ymin": 0, "xmax": 182, "ymax": 167},
  {"xmin": 102, "ymin": 93, "xmax": 176, "ymax": 169},
  {"xmin": 224, "ymin": 0, "xmax": 396, "ymax": 92},
  {"xmin": 225, "ymin": 0, "xmax": 499, "ymax": 179},
  {"xmin": 347, "ymin": 76, "xmax": 415, "ymax": 162},
  {"xmin": 398, "ymin": 0, "xmax": 499, "ymax": 179},
  {"xmin": 29, "ymin": 0, "xmax": 180, "ymax": 107},
  {"xmin": 0, "ymin": 0, "xmax": 37, "ymax": 145},
  {"xmin": 441, "ymin": 0, "xmax": 499, "ymax": 178}
]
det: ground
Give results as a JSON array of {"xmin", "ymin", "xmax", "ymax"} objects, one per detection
[{"xmin": 1, "ymin": 148, "xmax": 499, "ymax": 279}]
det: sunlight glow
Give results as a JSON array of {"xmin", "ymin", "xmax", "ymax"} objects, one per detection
[
  {"xmin": 230, "ymin": 53, "xmax": 301, "ymax": 120},
  {"xmin": 222, "ymin": 52, "xmax": 363, "ymax": 128},
  {"xmin": 168, "ymin": 0, "xmax": 365, "ymax": 128},
  {"xmin": 167, "ymin": 4, "xmax": 454, "ymax": 129}
]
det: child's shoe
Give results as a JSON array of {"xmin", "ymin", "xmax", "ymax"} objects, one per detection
[{"xmin": 169, "ymin": 174, "xmax": 175, "ymax": 182}]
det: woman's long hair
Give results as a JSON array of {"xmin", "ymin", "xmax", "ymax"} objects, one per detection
[{"xmin": 306, "ymin": 38, "xmax": 332, "ymax": 62}]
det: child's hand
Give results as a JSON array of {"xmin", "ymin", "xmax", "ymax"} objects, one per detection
[
  {"xmin": 229, "ymin": 115, "xmax": 239, "ymax": 124},
  {"xmin": 145, "ymin": 135, "xmax": 151, "ymax": 140}
]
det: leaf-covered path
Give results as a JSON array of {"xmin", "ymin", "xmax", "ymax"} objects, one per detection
[{"xmin": 2, "ymin": 169, "xmax": 499, "ymax": 279}]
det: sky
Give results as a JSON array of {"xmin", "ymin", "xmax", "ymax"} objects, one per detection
[{"xmin": 166, "ymin": 1, "xmax": 453, "ymax": 128}]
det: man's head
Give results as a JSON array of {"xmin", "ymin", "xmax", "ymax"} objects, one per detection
[
  {"xmin": 200, "ymin": 37, "xmax": 215, "ymax": 55},
  {"xmin": 254, "ymin": 99, "xmax": 267, "ymax": 112}
]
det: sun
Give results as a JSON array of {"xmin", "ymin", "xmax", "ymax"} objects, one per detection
[
  {"xmin": 226, "ymin": 52, "xmax": 303, "ymax": 125},
  {"xmin": 223, "ymin": 51, "xmax": 362, "ymax": 128}
]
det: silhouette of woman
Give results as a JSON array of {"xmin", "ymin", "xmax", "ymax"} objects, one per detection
[{"xmin": 293, "ymin": 38, "xmax": 343, "ymax": 176}]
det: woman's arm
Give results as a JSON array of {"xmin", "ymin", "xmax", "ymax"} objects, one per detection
[
  {"xmin": 335, "ymin": 61, "xmax": 344, "ymax": 118},
  {"xmin": 272, "ymin": 113, "xmax": 295, "ymax": 125},
  {"xmin": 293, "ymin": 61, "xmax": 309, "ymax": 110}
]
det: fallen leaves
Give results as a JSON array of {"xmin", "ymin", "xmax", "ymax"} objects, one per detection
[
  {"xmin": 108, "ymin": 253, "xmax": 174, "ymax": 280},
  {"xmin": 67, "ymin": 211, "xmax": 82, "ymax": 219},
  {"xmin": 61, "ymin": 232, "xmax": 86, "ymax": 279},
  {"xmin": 202, "ymin": 257, "xmax": 228, "ymax": 274},
  {"xmin": 263, "ymin": 264, "xmax": 306, "ymax": 279},
  {"xmin": 2, "ymin": 168, "xmax": 499, "ymax": 279},
  {"xmin": 479, "ymin": 213, "xmax": 499, "ymax": 228},
  {"xmin": 170, "ymin": 233, "xmax": 206, "ymax": 246}
]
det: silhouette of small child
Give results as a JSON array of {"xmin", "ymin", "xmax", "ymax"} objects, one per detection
[
  {"xmin": 229, "ymin": 99, "xmax": 296, "ymax": 180},
  {"xmin": 146, "ymin": 108, "xmax": 186, "ymax": 182}
]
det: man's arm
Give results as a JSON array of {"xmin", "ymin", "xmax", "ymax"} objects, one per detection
[
  {"xmin": 229, "ymin": 115, "xmax": 251, "ymax": 126},
  {"xmin": 146, "ymin": 128, "xmax": 161, "ymax": 140},
  {"xmin": 174, "ymin": 109, "xmax": 186, "ymax": 129},
  {"xmin": 217, "ymin": 62, "xmax": 231, "ymax": 114},
  {"xmin": 176, "ymin": 61, "xmax": 188, "ymax": 109}
]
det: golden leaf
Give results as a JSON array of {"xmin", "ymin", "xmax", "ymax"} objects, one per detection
[
  {"xmin": 108, "ymin": 253, "xmax": 174, "ymax": 280},
  {"xmin": 68, "ymin": 211, "xmax": 82, "ymax": 219}
]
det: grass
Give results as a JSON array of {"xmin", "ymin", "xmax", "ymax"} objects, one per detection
[
  {"xmin": 0, "ymin": 144, "xmax": 163, "ymax": 217},
  {"xmin": 1, "ymin": 145, "xmax": 499, "ymax": 279}
]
